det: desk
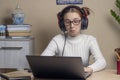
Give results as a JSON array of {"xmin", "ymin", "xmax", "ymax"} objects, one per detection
[
  {"xmin": 87, "ymin": 69, "xmax": 120, "ymax": 80},
  {"xmin": 1, "ymin": 69, "xmax": 120, "ymax": 80}
]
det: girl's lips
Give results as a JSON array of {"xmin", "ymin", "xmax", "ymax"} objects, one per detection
[{"xmin": 70, "ymin": 29, "xmax": 75, "ymax": 32}]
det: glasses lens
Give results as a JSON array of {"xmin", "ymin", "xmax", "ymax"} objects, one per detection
[
  {"xmin": 64, "ymin": 19, "xmax": 71, "ymax": 26},
  {"xmin": 73, "ymin": 19, "xmax": 81, "ymax": 25}
]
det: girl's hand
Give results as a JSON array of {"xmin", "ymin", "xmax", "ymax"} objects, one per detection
[{"xmin": 84, "ymin": 67, "xmax": 93, "ymax": 73}]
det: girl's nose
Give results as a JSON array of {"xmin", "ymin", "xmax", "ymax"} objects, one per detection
[{"xmin": 70, "ymin": 23, "xmax": 74, "ymax": 28}]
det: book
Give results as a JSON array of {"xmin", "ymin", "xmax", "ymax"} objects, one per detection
[
  {"xmin": 7, "ymin": 24, "xmax": 31, "ymax": 27},
  {"xmin": 7, "ymin": 24, "xmax": 31, "ymax": 32},
  {"xmin": 8, "ymin": 30, "xmax": 31, "ymax": 33},
  {"xmin": 9, "ymin": 32, "xmax": 31, "ymax": 36},
  {"xmin": 7, "ymin": 36, "xmax": 31, "ymax": 39},
  {"xmin": 0, "ymin": 73, "xmax": 31, "ymax": 80}
]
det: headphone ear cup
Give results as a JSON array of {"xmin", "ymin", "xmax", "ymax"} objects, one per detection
[
  {"xmin": 81, "ymin": 17, "xmax": 88, "ymax": 30},
  {"xmin": 60, "ymin": 20, "xmax": 66, "ymax": 32},
  {"xmin": 57, "ymin": 12, "xmax": 66, "ymax": 32}
]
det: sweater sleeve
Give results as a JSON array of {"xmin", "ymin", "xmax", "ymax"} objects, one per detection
[
  {"xmin": 41, "ymin": 39, "xmax": 57, "ymax": 56},
  {"xmin": 88, "ymin": 37, "xmax": 106, "ymax": 72}
]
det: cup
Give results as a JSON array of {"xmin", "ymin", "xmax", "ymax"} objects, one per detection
[{"xmin": 117, "ymin": 60, "xmax": 120, "ymax": 74}]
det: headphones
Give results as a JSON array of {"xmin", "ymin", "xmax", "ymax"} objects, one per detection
[{"xmin": 57, "ymin": 5, "xmax": 89, "ymax": 32}]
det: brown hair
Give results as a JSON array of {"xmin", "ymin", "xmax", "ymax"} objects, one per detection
[{"xmin": 58, "ymin": 5, "xmax": 90, "ymax": 19}]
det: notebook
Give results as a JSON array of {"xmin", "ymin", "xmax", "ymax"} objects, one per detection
[{"xmin": 26, "ymin": 55, "xmax": 91, "ymax": 80}]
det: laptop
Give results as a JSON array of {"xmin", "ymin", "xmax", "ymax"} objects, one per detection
[{"xmin": 26, "ymin": 55, "xmax": 91, "ymax": 80}]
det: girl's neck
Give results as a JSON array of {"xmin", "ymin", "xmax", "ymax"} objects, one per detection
[{"xmin": 67, "ymin": 33, "xmax": 82, "ymax": 40}]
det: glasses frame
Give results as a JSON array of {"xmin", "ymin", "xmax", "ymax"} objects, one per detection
[{"xmin": 64, "ymin": 18, "xmax": 81, "ymax": 26}]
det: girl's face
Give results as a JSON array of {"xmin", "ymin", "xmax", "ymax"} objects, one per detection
[{"xmin": 64, "ymin": 12, "xmax": 81, "ymax": 37}]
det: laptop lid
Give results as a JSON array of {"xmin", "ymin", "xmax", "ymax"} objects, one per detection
[{"xmin": 26, "ymin": 55, "xmax": 86, "ymax": 79}]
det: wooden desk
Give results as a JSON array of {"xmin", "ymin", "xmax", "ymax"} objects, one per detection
[
  {"xmin": 1, "ymin": 69, "xmax": 120, "ymax": 80},
  {"xmin": 87, "ymin": 69, "xmax": 120, "ymax": 80}
]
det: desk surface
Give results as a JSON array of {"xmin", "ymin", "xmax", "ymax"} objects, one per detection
[
  {"xmin": 2, "ymin": 69, "xmax": 120, "ymax": 80},
  {"xmin": 87, "ymin": 69, "xmax": 120, "ymax": 80}
]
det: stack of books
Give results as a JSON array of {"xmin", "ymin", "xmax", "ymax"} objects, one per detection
[{"xmin": 7, "ymin": 24, "xmax": 31, "ymax": 38}]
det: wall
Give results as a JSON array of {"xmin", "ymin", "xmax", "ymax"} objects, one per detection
[{"xmin": 0, "ymin": 0, "xmax": 119, "ymax": 69}]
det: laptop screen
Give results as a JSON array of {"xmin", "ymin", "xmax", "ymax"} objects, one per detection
[{"xmin": 26, "ymin": 55, "xmax": 86, "ymax": 79}]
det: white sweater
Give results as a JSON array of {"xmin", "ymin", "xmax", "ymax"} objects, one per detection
[{"xmin": 41, "ymin": 34, "xmax": 106, "ymax": 72}]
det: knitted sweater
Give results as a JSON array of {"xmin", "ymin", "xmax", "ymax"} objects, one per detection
[{"xmin": 41, "ymin": 34, "xmax": 106, "ymax": 72}]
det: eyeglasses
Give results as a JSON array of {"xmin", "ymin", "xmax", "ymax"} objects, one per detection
[{"xmin": 64, "ymin": 18, "xmax": 81, "ymax": 26}]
